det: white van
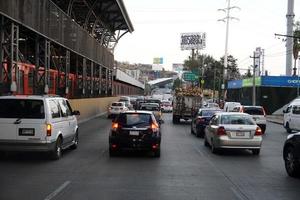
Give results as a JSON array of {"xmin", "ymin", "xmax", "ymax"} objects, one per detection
[
  {"xmin": 283, "ymin": 101, "xmax": 300, "ymax": 133},
  {"xmin": 0, "ymin": 95, "xmax": 80, "ymax": 160},
  {"xmin": 224, "ymin": 102, "xmax": 241, "ymax": 112}
]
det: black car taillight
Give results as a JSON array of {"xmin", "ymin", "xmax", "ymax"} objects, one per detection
[
  {"xmin": 196, "ymin": 117, "xmax": 205, "ymax": 124},
  {"xmin": 112, "ymin": 122, "xmax": 119, "ymax": 131},
  {"xmin": 151, "ymin": 122, "xmax": 159, "ymax": 132}
]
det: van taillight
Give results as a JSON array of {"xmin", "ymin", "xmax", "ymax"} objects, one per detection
[
  {"xmin": 217, "ymin": 126, "xmax": 226, "ymax": 136},
  {"xmin": 255, "ymin": 127, "xmax": 262, "ymax": 136},
  {"xmin": 46, "ymin": 124, "xmax": 52, "ymax": 136},
  {"xmin": 112, "ymin": 122, "xmax": 119, "ymax": 131}
]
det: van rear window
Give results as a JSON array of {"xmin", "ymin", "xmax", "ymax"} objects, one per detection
[
  {"xmin": 244, "ymin": 107, "xmax": 264, "ymax": 115},
  {"xmin": 0, "ymin": 99, "xmax": 45, "ymax": 119}
]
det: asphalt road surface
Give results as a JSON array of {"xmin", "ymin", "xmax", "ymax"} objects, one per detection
[{"xmin": 1, "ymin": 113, "xmax": 300, "ymax": 200}]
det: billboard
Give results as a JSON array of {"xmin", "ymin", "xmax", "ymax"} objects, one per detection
[
  {"xmin": 172, "ymin": 63, "xmax": 184, "ymax": 72},
  {"xmin": 180, "ymin": 32, "xmax": 206, "ymax": 50},
  {"xmin": 153, "ymin": 57, "xmax": 163, "ymax": 64},
  {"xmin": 261, "ymin": 76, "xmax": 300, "ymax": 87}
]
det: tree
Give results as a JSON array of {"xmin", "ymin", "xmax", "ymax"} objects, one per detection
[{"xmin": 219, "ymin": 55, "xmax": 241, "ymax": 80}]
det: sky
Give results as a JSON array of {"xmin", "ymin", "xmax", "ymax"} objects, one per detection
[{"xmin": 114, "ymin": 0, "xmax": 300, "ymax": 76}]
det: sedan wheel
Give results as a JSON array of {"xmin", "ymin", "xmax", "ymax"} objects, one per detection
[
  {"xmin": 204, "ymin": 136, "xmax": 209, "ymax": 147},
  {"xmin": 211, "ymin": 140, "xmax": 219, "ymax": 154},
  {"xmin": 284, "ymin": 146, "xmax": 300, "ymax": 177},
  {"xmin": 252, "ymin": 149, "xmax": 260, "ymax": 155}
]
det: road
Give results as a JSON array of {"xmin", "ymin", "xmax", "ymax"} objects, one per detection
[{"xmin": 1, "ymin": 113, "xmax": 300, "ymax": 200}]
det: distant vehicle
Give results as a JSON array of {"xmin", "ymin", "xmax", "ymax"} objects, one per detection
[
  {"xmin": 204, "ymin": 112, "xmax": 263, "ymax": 155},
  {"xmin": 109, "ymin": 111, "xmax": 161, "ymax": 157},
  {"xmin": 139, "ymin": 103, "xmax": 162, "ymax": 124},
  {"xmin": 0, "ymin": 95, "xmax": 80, "ymax": 160},
  {"xmin": 206, "ymin": 103, "xmax": 220, "ymax": 109},
  {"xmin": 283, "ymin": 101, "xmax": 300, "ymax": 133},
  {"xmin": 233, "ymin": 106, "xmax": 267, "ymax": 134},
  {"xmin": 283, "ymin": 132, "xmax": 300, "ymax": 177},
  {"xmin": 172, "ymin": 88, "xmax": 202, "ymax": 124},
  {"xmin": 119, "ymin": 96, "xmax": 133, "ymax": 110},
  {"xmin": 108, "ymin": 102, "xmax": 129, "ymax": 118},
  {"xmin": 191, "ymin": 108, "xmax": 222, "ymax": 137},
  {"xmin": 145, "ymin": 98, "xmax": 161, "ymax": 107},
  {"xmin": 161, "ymin": 100, "xmax": 173, "ymax": 112},
  {"xmin": 224, "ymin": 102, "xmax": 241, "ymax": 112}
]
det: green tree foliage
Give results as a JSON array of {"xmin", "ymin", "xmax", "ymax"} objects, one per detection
[
  {"xmin": 183, "ymin": 53, "xmax": 240, "ymax": 90},
  {"xmin": 173, "ymin": 78, "xmax": 182, "ymax": 90},
  {"xmin": 293, "ymin": 21, "xmax": 300, "ymax": 66}
]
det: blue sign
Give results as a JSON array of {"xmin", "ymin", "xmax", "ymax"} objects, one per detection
[
  {"xmin": 261, "ymin": 76, "xmax": 300, "ymax": 87},
  {"xmin": 228, "ymin": 80, "xmax": 243, "ymax": 89}
]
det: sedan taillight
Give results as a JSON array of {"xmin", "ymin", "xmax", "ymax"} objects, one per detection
[
  {"xmin": 217, "ymin": 126, "xmax": 226, "ymax": 136},
  {"xmin": 112, "ymin": 122, "xmax": 119, "ymax": 131},
  {"xmin": 255, "ymin": 127, "xmax": 262, "ymax": 136},
  {"xmin": 151, "ymin": 122, "xmax": 159, "ymax": 132}
]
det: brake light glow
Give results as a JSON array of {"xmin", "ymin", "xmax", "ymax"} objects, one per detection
[
  {"xmin": 255, "ymin": 127, "xmax": 262, "ymax": 136},
  {"xmin": 112, "ymin": 122, "xmax": 119, "ymax": 131},
  {"xmin": 112, "ymin": 144, "xmax": 117, "ymax": 148},
  {"xmin": 217, "ymin": 126, "xmax": 226, "ymax": 136},
  {"xmin": 152, "ymin": 144, "xmax": 159, "ymax": 149},
  {"xmin": 46, "ymin": 124, "xmax": 52, "ymax": 136},
  {"xmin": 151, "ymin": 122, "xmax": 159, "ymax": 132}
]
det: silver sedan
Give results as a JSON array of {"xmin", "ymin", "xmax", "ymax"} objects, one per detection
[{"xmin": 204, "ymin": 112, "xmax": 263, "ymax": 155}]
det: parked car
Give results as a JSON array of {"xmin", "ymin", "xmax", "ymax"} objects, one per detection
[
  {"xmin": 204, "ymin": 112, "xmax": 263, "ymax": 155},
  {"xmin": 224, "ymin": 102, "xmax": 241, "ymax": 112},
  {"xmin": 108, "ymin": 102, "xmax": 129, "ymax": 118},
  {"xmin": 191, "ymin": 108, "xmax": 222, "ymax": 137},
  {"xmin": 232, "ymin": 106, "xmax": 267, "ymax": 134},
  {"xmin": 109, "ymin": 111, "xmax": 161, "ymax": 157},
  {"xmin": 283, "ymin": 101, "xmax": 300, "ymax": 133},
  {"xmin": 139, "ymin": 103, "xmax": 163, "ymax": 124},
  {"xmin": 161, "ymin": 100, "xmax": 173, "ymax": 112},
  {"xmin": 283, "ymin": 132, "xmax": 300, "ymax": 177},
  {"xmin": 0, "ymin": 95, "xmax": 80, "ymax": 160}
]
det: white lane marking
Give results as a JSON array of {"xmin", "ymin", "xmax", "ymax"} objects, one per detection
[{"xmin": 44, "ymin": 181, "xmax": 71, "ymax": 200}]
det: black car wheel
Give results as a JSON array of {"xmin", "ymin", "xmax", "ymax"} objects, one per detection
[
  {"xmin": 109, "ymin": 148, "xmax": 118, "ymax": 157},
  {"xmin": 286, "ymin": 123, "xmax": 292, "ymax": 133},
  {"xmin": 284, "ymin": 146, "xmax": 300, "ymax": 177},
  {"xmin": 50, "ymin": 137, "xmax": 62, "ymax": 160},
  {"xmin": 153, "ymin": 149, "xmax": 161, "ymax": 158},
  {"xmin": 191, "ymin": 123, "xmax": 195, "ymax": 135}
]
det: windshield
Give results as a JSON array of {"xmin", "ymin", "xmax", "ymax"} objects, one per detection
[
  {"xmin": 112, "ymin": 103, "xmax": 123, "ymax": 107},
  {"xmin": 200, "ymin": 110, "xmax": 220, "ymax": 117},
  {"xmin": 117, "ymin": 113, "xmax": 152, "ymax": 126},
  {"xmin": 243, "ymin": 107, "xmax": 264, "ymax": 115}
]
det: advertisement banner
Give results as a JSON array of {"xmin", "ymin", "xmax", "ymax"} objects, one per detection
[
  {"xmin": 261, "ymin": 76, "xmax": 300, "ymax": 87},
  {"xmin": 228, "ymin": 80, "xmax": 243, "ymax": 89},
  {"xmin": 242, "ymin": 77, "xmax": 261, "ymax": 87}
]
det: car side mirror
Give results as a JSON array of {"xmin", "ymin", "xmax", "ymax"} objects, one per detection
[{"xmin": 72, "ymin": 110, "xmax": 80, "ymax": 115}]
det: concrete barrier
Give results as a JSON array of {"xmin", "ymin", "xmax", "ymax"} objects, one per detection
[{"xmin": 69, "ymin": 97, "xmax": 119, "ymax": 124}]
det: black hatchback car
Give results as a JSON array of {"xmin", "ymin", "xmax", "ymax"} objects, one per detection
[
  {"xmin": 283, "ymin": 133, "xmax": 300, "ymax": 177},
  {"xmin": 109, "ymin": 111, "xmax": 161, "ymax": 157},
  {"xmin": 191, "ymin": 108, "xmax": 222, "ymax": 137}
]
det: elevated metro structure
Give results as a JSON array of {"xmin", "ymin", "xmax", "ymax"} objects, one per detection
[{"xmin": 0, "ymin": 0, "xmax": 143, "ymax": 99}]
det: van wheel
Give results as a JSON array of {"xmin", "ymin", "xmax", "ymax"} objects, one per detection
[
  {"xmin": 286, "ymin": 123, "xmax": 292, "ymax": 133},
  {"xmin": 70, "ymin": 131, "xmax": 79, "ymax": 150},
  {"xmin": 50, "ymin": 137, "xmax": 62, "ymax": 160}
]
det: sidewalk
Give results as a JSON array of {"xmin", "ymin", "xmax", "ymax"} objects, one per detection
[{"xmin": 266, "ymin": 115, "xmax": 283, "ymax": 125}]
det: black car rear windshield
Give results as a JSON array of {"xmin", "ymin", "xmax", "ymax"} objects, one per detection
[
  {"xmin": 0, "ymin": 99, "xmax": 45, "ymax": 119},
  {"xmin": 112, "ymin": 103, "xmax": 123, "ymax": 107},
  {"xmin": 200, "ymin": 110, "xmax": 220, "ymax": 117},
  {"xmin": 243, "ymin": 107, "xmax": 264, "ymax": 115},
  {"xmin": 117, "ymin": 113, "xmax": 152, "ymax": 126}
]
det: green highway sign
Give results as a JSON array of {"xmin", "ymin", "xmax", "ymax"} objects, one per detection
[{"xmin": 182, "ymin": 72, "xmax": 198, "ymax": 81}]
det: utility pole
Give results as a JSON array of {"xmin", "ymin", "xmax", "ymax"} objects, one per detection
[
  {"xmin": 250, "ymin": 52, "xmax": 260, "ymax": 106},
  {"xmin": 286, "ymin": 0, "xmax": 294, "ymax": 76},
  {"xmin": 218, "ymin": 0, "xmax": 240, "ymax": 100}
]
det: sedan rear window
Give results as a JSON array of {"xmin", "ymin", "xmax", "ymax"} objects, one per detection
[
  {"xmin": 117, "ymin": 113, "xmax": 152, "ymax": 127},
  {"xmin": 0, "ymin": 99, "xmax": 45, "ymax": 119},
  {"xmin": 243, "ymin": 107, "xmax": 264, "ymax": 115},
  {"xmin": 112, "ymin": 103, "xmax": 123, "ymax": 107},
  {"xmin": 200, "ymin": 110, "xmax": 220, "ymax": 117},
  {"xmin": 221, "ymin": 115, "xmax": 255, "ymax": 125}
]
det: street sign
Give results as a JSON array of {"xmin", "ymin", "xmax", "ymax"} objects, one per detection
[
  {"xmin": 201, "ymin": 79, "xmax": 205, "ymax": 84},
  {"xmin": 182, "ymin": 72, "xmax": 198, "ymax": 81}
]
